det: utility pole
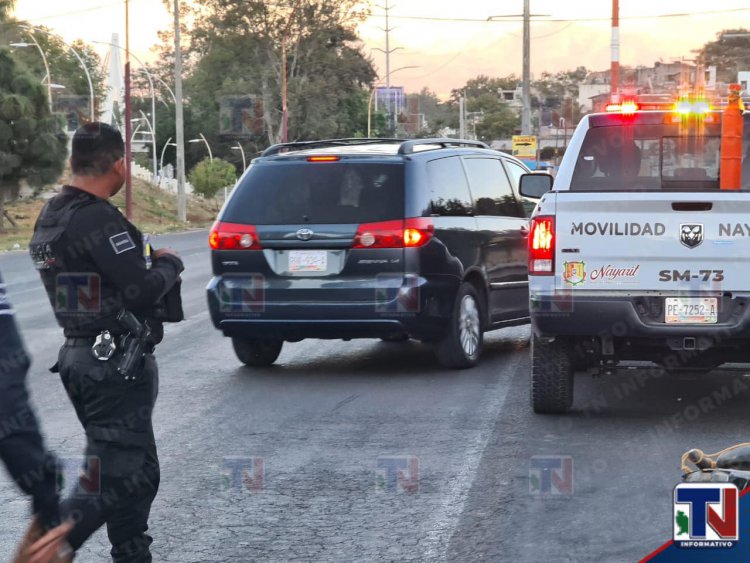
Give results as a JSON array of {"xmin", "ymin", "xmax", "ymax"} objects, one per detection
[
  {"xmin": 521, "ymin": 0, "xmax": 531, "ymax": 135},
  {"xmin": 124, "ymin": 0, "xmax": 132, "ymax": 220},
  {"xmin": 281, "ymin": 1, "xmax": 301, "ymax": 143},
  {"xmin": 610, "ymin": 0, "xmax": 619, "ymax": 102},
  {"xmin": 174, "ymin": 0, "xmax": 186, "ymax": 222},
  {"xmin": 385, "ymin": 0, "xmax": 392, "ymax": 132},
  {"xmin": 488, "ymin": 6, "xmax": 549, "ymax": 135},
  {"xmin": 374, "ymin": 0, "xmax": 401, "ymax": 135},
  {"xmin": 459, "ymin": 96, "xmax": 465, "ymax": 139}
]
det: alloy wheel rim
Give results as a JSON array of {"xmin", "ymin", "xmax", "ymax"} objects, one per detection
[{"xmin": 458, "ymin": 295, "xmax": 480, "ymax": 357}]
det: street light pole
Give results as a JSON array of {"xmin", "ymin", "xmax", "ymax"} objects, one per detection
[
  {"xmin": 189, "ymin": 133, "xmax": 212, "ymax": 161},
  {"xmin": 521, "ymin": 0, "xmax": 531, "ymax": 135},
  {"xmin": 11, "ymin": 34, "xmax": 51, "ymax": 111},
  {"xmin": 281, "ymin": 1, "xmax": 302, "ymax": 143},
  {"xmin": 93, "ymin": 41, "xmax": 158, "ymax": 185},
  {"xmin": 367, "ymin": 65, "xmax": 419, "ymax": 137},
  {"xmin": 136, "ymin": 110, "xmax": 158, "ymax": 181},
  {"xmin": 487, "ymin": 8, "xmax": 550, "ymax": 136},
  {"xmin": 131, "ymin": 121, "xmax": 144, "ymax": 143},
  {"xmin": 20, "ymin": 26, "xmax": 95, "ymax": 121},
  {"xmin": 231, "ymin": 143, "xmax": 246, "ymax": 171},
  {"xmin": 174, "ymin": 0, "xmax": 187, "ymax": 222},
  {"xmin": 160, "ymin": 137, "xmax": 176, "ymax": 186},
  {"xmin": 373, "ymin": 0, "xmax": 404, "ymax": 135},
  {"xmin": 152, "ymin": 75, "xmax": 177, "ymax": 105},
  {"xmin": 160, "ymin": 137, "xmax": 173, "ymax": 171},
  {"xmin": 124, "ymin": 0, "xmax": 132, "ymax": 219}
]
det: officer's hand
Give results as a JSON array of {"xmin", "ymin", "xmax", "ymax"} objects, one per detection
[
  {"xmin": 19, "ymin": 520, "xmax": 74, "ymax": 563},
  {"xmin": 154, "ymin": 248, "xmax": 180, "ymax": 259}
]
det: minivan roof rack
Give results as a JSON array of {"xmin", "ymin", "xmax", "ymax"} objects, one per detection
[
  {"xmin": 261, "ymin": 138, "xmax": 406, "ymax": 157},
  {"xmin": 397, "ymin": 138, "xmax": 489, "ymax": 155}
]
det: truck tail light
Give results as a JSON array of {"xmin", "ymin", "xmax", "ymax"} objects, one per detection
[
  {"xmin": 209, "ymin": 221, "xmax": 262, "ymax": 250},
  {"xmin": 529, "ymin": 216, "xmax": 555, "ymax": 275},
  {"xmin": 353, "ymin": 218, "xmax": 434, "ymax": 249}
]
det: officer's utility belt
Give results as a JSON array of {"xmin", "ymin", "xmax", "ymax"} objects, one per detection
[
  {"xmin": 65, "ymin": 336, "xmax": 155, "ymax": 353},
  {"xmin": 74, "ymin": 310, "xmax": 153, "ymax": 381}
]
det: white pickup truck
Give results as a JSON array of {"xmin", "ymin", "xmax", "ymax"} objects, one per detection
[{"xmin": 519, "ymin": 104, "xmax": 750, "ymax": 413}]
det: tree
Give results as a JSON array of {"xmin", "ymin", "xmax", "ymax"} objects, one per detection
[
  {"xmin": 448, "ymin": 75, "xmax": 521, "ymax": 142},
  {"xmin": 533, "ymin": 66, "xmax": 587, "ymax": 125},
  {"xmin": 472, "ymin": 102, "xmax": 519, "ymax": 144},
  {"xmin": 539, "ymin": 146, "xmax": 555, "ymax": 160},
  {"xmin": 0, "ymin": 49, "xmax": 68, "ymax": 231},
  {"xmin": 533, "ymin": 67, "xmax": 587, "ymax": 108},
  {"xmin": 695, "ymin": 29, "xmax": 750, "ymax": 84},
  {"xmin": 0, "ymin": 0, "xmax": 13, "ymax": 19},
  {"xmin": 188, "ymin": 157, "xmax": 236, "ymax": 205},
  {"xmin": 153, "ymin": 0, "xmax": 375, "ymax": 152},
  {"xmin": 449, "ymin": 74, "xmax": 520, "ymax": 105},
  {"xmin": 0, "ymin": 23, "xmax": 106, "ymax": 121},
  {"xmin": 405, "ymin": 88, "xmax": 454, "ymax": 136}
]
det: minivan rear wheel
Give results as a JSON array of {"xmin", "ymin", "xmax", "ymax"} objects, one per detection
[
  {"xmin": 232, "ymin": 338, "xmax": 284, "ymax": 367},
  {"xmin": 434, "ymin": 283, "xmax": 484, "ymax": 369}
]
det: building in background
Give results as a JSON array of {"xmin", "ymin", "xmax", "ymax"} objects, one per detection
[{"xmin": 374, "ymin": 86, "xmax": 405, "ymax": 120}]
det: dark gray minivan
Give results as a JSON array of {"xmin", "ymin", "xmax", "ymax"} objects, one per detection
[{"xmin": 207, "ymin": 138, "xmax": 531, "ymax": 369}]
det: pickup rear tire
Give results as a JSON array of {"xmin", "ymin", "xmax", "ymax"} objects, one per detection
[
  {"xmin": 434, "ymin": 283, "xmax": 484, "ymax": 369},
  {"xmin": 232, "ymin": 338, "xmax": 283, "ymax": 367},
  {"xmin": 531, "ymin": 334, "xmax": 574, "ymax": 414}
]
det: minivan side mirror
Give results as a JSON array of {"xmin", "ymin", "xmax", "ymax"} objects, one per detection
[{"xmin": 519, "ymin": 173, "xmax": 553, "ymax": 199}]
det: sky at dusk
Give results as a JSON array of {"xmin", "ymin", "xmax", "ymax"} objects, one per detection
[{"xmin": 11, "ymin": 0, "xmax": 750, "ymax": 99}]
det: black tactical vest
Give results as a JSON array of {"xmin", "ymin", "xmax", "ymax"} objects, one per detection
[{"xmin": 30, "ymin": 190, "xmax": 123, "ymax": 336}]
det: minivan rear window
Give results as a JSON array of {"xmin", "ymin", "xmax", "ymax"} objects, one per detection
[
  {"xmin": 570, "ymin": 123, "xmax": 735, "ymax": 191},
  {"xmin": 223, "ymin": 162, "xmax": 404, "ymax": 224}
]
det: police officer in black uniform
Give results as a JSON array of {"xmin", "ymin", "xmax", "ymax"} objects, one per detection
[
  {"xmin": 0, "ymin": 272, "xmax": 74, "ymax": 562},
  {"xmin": 30, "ymin": 122, "xmax": 184, "ymax": 562}
]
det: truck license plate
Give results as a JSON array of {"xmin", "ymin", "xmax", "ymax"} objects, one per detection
[
  {"xmin": 665, "ymin": 298, "xmax": 718, "ymax": 324},
  {"xmin": 288, "ymin": 250, "xmax": 327, "ymax": 272}
]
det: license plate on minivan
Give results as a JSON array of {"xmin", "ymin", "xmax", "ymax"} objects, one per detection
[
  {"xmin": 288, "ymin": 250, "xmax": 327, "ymax": 272},
  {"xmin": 665, "ymin": 297, "xmax": 718, "ymax": 324}
]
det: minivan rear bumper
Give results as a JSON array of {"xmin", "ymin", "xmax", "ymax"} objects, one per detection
[
  {"xmin": 530, "ymin": 292, "xmax": 750, "ymax": 339},
  {"xmin": 217, "ymin": 318, "xmax": 409, "ymax": 340},
  {"xmin": 206, "ymin": 274, "xmax": 459, "ymax": 341}
]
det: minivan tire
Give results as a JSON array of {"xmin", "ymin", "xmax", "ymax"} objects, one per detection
[
  {"xmin": 434, "ymin": 283, "xmax": 484, "ymax": 369},
  {"xmin": 232, "ymin": 338, "xmax": 284, "ymax": 367},
  {"xmin": 531, "ymin": 334, "xmax": 574, "ymax": 414}
]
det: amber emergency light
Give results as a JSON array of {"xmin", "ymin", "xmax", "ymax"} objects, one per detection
[{"xmin": 720, "ymin": 84, "xmax": 744, "ymax": 190}]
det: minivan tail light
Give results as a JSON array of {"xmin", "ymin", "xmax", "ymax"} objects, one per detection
[
  {"xmin": 353, "ymin": 218, "xmax": 434, "ymax": 249},
  {"xmin": 529, "ymin": 216, "xmax": 555, "ymax": 275},
  {"xmin": 403, "ymin": 218, "xmax": 434, "ymax": 247},
  {"xmin": 209, "ymin": 221, "xmax": 262, "ymax": 250}
]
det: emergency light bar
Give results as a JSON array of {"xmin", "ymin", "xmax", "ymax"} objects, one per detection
[
  {"xmin": 605, "ymin": 101, "xmax": 638, "ymax": 114},
  {"xmin": 674, "ymin": 99, "xmax": 711, "ymax": 115},
  {"xmin": 605, "ymin": 97, "xmax": 713, "ymax": 116}
]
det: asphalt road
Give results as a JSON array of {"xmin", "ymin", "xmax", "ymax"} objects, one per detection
[{"xmin": 1, "ymin": 229, "xmax": 749, "ymax": 562}]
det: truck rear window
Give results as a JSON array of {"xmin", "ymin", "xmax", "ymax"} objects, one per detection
[
  {"xmin": 570, "ymin": 123, "xmax": 749, "ymax": 191},
  {"xmin": 223, "ymin": 162, "xmax": 404, "ymax": 225}
]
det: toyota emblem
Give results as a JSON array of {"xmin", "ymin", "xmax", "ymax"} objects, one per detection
[{"xmin": 296, "ymin": 228, "xmax": 314, "ymax": 241}]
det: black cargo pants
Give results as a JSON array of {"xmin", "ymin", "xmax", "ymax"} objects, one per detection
[{"xmin": 56, "ymin": 344, "xmax": 160, "ymax": 563}]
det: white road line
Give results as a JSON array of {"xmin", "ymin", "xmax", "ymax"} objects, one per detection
[
  {"xmin": 420, "ymin": 354, "xmax": 523, "ymax": 562},
  {"xmin": 5, "ymin": 286, "xmax": 42, "ymax": 297}
]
